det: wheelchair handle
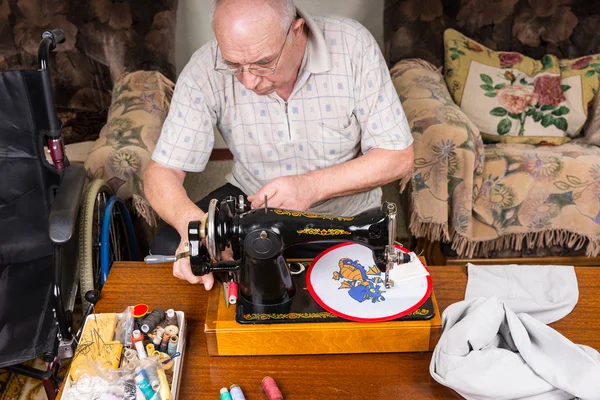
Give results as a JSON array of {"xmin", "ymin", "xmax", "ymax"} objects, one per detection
[{"xmin": 38, "ymin": 29, "xmax": 65, "ymax": 70}]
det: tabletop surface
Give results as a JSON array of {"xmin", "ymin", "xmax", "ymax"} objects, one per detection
[{"xmin": 89, "ymin": 262, "xmax": 600, "ymax": 400}]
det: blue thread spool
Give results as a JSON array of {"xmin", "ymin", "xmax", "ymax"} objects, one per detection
[
  {"xmin": 167, "ymin": 334, "xmax": 179, "ymax": 355},
  {"xmin": 135, "ymin": 369, "xmax": 155, "ymax": 400},
  {"xmin": 145, "ymin": 365, "xmax": 160, "ymax": 391},
  {"xmin": 230, "ymin": 384, "xmax": 246, "ymax": 400},
  {"xmin": 220, "ymin": 388, "xmax": 233, "ymax": 400}
]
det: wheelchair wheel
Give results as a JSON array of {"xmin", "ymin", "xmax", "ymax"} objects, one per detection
[
  {"xmin": 77, "ymin": 179, "xmax": 112, "ymax": 310},
  {"xmin": 99, "ymin": 195, "xmax": 139, "ymax": 286}
]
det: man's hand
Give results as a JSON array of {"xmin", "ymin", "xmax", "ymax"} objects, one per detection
[
  {"xmin": 248, "ymin": 175, "xmax": 318, "ymax": 211},
  {"xmin": 173, "ymin": 238, "xmax": 214, "ymax": 289}
]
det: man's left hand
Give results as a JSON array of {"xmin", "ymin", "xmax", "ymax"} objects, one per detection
[{"xmin": 248, "ymin": 175, "xmax": 318, "ymax": 211}]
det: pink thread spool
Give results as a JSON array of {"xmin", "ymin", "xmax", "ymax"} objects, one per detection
[
  {"xmin": 261, "ymin": 376, "xmax": 283, "ymax": 400},
  {"xmin": 228, "ymin": 281, "xmax": 239, "ymax": 304}
]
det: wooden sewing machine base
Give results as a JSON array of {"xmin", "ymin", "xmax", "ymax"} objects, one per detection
[{"xmin": 205, "ymin": 273, "xmax": 442, "ymax": 356}]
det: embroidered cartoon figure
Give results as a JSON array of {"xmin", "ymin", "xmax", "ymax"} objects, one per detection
[{"xmin": 332, "ymin": 258, "xmax": 385, "ymax": 303}]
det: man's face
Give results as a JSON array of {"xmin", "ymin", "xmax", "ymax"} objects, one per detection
[{"xmin": 215, "ymin": 18, "xmax": 303, "ymax": 96}]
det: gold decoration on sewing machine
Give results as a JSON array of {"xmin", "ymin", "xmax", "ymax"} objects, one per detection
[
  {"xmin": 297, "ymin": 228, "xmax": 351, "ymax": 236},
  {"xmin": 274, "ymin": 209, "xmax": 354, "ymax": 221},
  {"xmin": 409, "ymin": 308, "xmax": 430, "ymax": 316},
  {"xmin": 243, "ymin": 312, "xmax": 336, "ymax": 321}
]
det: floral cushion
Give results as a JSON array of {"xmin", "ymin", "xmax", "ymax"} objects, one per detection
[
  {"xmin": 443, "ymin": 29, "xmax": 600, "ymax": 144},
  {"xmin": 84, "ymin": 70, "xmax": 174, "ymax": 226}
]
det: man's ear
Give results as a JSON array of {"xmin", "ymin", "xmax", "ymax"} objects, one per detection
[{"xmin": 292, "ymin": 18, "xmax": 305, "ymax": 37}]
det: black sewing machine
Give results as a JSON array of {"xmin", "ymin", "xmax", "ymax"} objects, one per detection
[{"xmin": 182, "ymin": 196, "xmax": 434, "ymax": 325}]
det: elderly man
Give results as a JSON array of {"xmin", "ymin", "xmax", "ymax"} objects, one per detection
[{"xmin": 145, "ymin": 0, "xmax": 414, "ymax": 289}]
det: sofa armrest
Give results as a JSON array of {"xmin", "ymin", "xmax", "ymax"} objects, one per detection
[
  {"xmin": 390, "ymin": 59, "xmax": 485, "ymax": 241},
  {"xmin": 84, "ymin": 70, "xmax": 175, "ymax": 227}
]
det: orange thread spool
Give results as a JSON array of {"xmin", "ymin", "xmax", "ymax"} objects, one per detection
[
  {"xmin": 261, "ymin": 376, "xmax": 283, "ymax": 400},
  {"xmin": 131, "ymin": 329, "xmax": 144, "ymax": 346}
]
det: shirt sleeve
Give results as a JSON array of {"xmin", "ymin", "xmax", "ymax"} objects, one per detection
[
  {"xmin": 350, "ymin": 23, "xmax": 413, "ymax": 154},
  {"xmin": 151, "ymin": 46, "xmax": 218, "ymax": 172}
]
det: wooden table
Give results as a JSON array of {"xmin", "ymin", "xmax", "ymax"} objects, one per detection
[{"xmin": 87, "ymin": 262, "xmax": 600, "ymax": 399}]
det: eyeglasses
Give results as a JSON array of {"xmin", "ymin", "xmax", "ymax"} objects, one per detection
[{"xmin": 214, "ymin": 22, "xmax": 293, "ymax": 77}]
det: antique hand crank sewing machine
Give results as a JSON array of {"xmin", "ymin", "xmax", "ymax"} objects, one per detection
[
  {"xmin": 148, "ymin": 196, "xmax": 441, "ymax": 355},
  {"xmin": 188, "ymin": 197, "xmax": 440, "ymax": 355}
]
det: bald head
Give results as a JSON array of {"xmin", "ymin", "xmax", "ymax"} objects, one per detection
[
  {"xmin": 211, "ymin": 0, "xmax": 306, "ymax": 97},
  {"xmin": 211, "ymin": 0, "xmax": 296, "ymax": 35}
]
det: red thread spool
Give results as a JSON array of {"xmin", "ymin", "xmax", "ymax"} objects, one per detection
[
  {"xmin": 262, "ymin": 376, "xmax": 283, "ymax": 400},
  {"xmin": 228, "ymin": 281, "xmax": 239, "ymax": 304}
]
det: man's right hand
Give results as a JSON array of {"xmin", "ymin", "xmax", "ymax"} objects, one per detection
[{"xmin": 173, "ymin": 238, "xmax": 214, "ymax": 289}]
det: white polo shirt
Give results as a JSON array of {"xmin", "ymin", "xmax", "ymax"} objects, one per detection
[{"xmin": 152, "ymin": 8, "xmax": 412, "ymax": 216}]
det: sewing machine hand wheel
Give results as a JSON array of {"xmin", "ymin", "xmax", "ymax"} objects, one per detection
[{"xmin": 188, "ymin": 197, "xmax": 240, "ymax": 277}]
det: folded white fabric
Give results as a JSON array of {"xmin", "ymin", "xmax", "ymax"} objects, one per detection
[
  {"xmin": 387, "ymin": 252, "xmax": 429, "ymax": 283},
  {"xmin": 430, "ymin": 297, "xmax": 600, "ymax": 400},
  {"xmin": 465, "ymin": 264, "xmax": 578, "ymax": 324}
]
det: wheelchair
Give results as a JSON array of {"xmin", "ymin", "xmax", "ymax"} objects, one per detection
[{"xmin": 0, "ymin": 29, "xmax": 138, "ymax": 399}]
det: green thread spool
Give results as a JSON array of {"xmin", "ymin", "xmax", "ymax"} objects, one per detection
[{"xmin": 220, "ymin": 388, "xmax": 233, "ymax": 400}]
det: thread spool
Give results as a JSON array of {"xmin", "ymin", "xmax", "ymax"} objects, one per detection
[
  {"xmin": 140, "ymin": 308, "xmax": 165, "ymax": 334},
  {"xmin": 159, "ymin": 331, "xmax": 171, "ymax": 353},
  {"xmin": 165, "ymin": 309, "xmax": 178, "ymax": 327},
  {"xmin": 167, "ymin": 335, "xmax": 179, "ymax": 355},
  {"xmin": 131, "ymin": 330, "xmax": 143, "ymax": 346},
  {"xmin": 230, "ymin": 384, "xmax": 246, "ymax": 400},
  {"xmin": 124, "ymin": 348, "xmax": 138, "ymax": 361},
  {"xmin": 157, "ymin": 367, "xmax": 172, "ymax": 400},
  {"xmin": 134, "ymin": 368, "xmax": 155, "ymax": 400},
  {"xmin": 135, "ymin": 340, "xmax": 148, "ymax": 359},
  {"xmin": 228, "ymin": 281, "xmax": 238, "ymax": 304},
  {"xmin": 152, "ymin": 334, "xmax": 162, "ymax": 349},
  {"xmin": 262, "ymin": 376, "xmax": 283, "ymax": 400},
  {"xmin": 164, "ymin": 325, "xmax": 179, "ymax": 337},
  {"xmin": 141, "ymin": 360, "xmax": 160, "ymax": 391},
  {"xmin": 155, "ymin": 327, "xmax": 164, "ymax": 340},
  {"xmin": 146, "ymin": 343, "xmax": 155, "ymax": 356},
  {"xmin": 220, "ymin": 388, "xmax": 233, "ymax": 400}
]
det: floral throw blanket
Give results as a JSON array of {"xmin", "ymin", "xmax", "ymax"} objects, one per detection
[
  {"xmin": 84, "ymin": 70, "xmax": 174, "ymax": 226},
  {"xmin": 392, "ymin": 60, "xmax": 600, "ymax": 257}
]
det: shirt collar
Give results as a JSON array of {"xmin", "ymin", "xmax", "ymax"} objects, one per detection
[{"xmin": 296, "ymin": 7, "xmax": 331, "ymax": 74}]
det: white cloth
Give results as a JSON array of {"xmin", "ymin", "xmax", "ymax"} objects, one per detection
[
  {"xmin": 388, "ymin": 252, "xmax": 429, "ymax": 283},
  {"xmin": 465, "ymin": 264, "xmax": 579, "ymax": 323},
  {"xmin": 430, "ymin": 297, "xmax": 600, "ymax": 400}
]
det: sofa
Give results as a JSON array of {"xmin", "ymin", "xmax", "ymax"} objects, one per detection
[{"xmin": 385, "ymin": 0, "xmax": 600, "ymax": 263}]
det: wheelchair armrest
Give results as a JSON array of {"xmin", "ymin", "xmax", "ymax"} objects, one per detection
[{"xmin": 49, "ymin": 164, "xmax": 86, "ymax": 245}]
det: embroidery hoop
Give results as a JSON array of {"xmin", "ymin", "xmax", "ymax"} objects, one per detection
[{"xmin": 306, "ymin": 242, "xmax": 432, "ymax": 322}]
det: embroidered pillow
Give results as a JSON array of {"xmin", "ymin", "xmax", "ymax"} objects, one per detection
[{"xmin": 443, "ymin": 29, "xmax": 599, "ymax": 144}]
